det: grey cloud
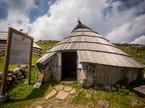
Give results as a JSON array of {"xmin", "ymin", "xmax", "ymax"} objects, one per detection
[{"xmin": 131, "ymin": 35, "xmax": 145, "ymax": 44}]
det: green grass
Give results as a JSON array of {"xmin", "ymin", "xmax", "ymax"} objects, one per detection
[
  {"xmin": 73, "ymin": 89, "xmax": 132, "ymax": 108},
  {"xmin": 32, "ymin": 54, "xmax": 41, "ymax": 64},
  {"xmin": 71, "ymin": 82, "xmax": 145, "ymax": 108},
  {"xmin": 0, "ymin": 56, "xmax": 17, "ymax": 72},
  {"xmin": 0, "ymin": 56, "xmax": 4, "ymax": 71},
  {"xmin": 116, "ymin": 44, "xmax": 145, "ymax": 65}
]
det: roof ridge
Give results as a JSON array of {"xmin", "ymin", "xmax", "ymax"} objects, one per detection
[
  {"xmin": 72, "ymin": 21, "xmax": 99, "ymax": 34},
  {"xmin": 72, "ymin": 20, "xmax": 92, "ymax": 30}
]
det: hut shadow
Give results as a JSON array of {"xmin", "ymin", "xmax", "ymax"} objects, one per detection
[
  {"xmin": 26, "ymin": 80, "xmax": 59, "ymax": 100},
  {"xmin": 128, "ymin": 79, "xmax": 145, "ymax": 90},
  {"xmin": 5, "ymin": 81, "xmax": 59, "ymax": 104},
  {"xmin": 26, "ymin": 83, "xmax": 50, "ymax": 100}
]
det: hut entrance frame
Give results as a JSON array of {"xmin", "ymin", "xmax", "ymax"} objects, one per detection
[{"xmin": 61, "ymin": 51, "xmax": 77, "ymax": 80}]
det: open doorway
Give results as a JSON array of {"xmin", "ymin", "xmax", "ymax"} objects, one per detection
[{"xmin": 61, "ymin": 52, "xmax": 77, "ymax": 80}]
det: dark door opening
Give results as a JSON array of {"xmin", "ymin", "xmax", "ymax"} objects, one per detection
[{"xmin": 61, "ymin": 52, "xmax": 77, "ymax": 80}]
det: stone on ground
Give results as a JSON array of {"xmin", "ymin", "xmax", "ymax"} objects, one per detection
[
  {"xmin": 45, "ymin": 90, "xmax": 57, "ymax": 100},
  {"xmin": 70, "ymin": 89, "xmax": 76, "ymax": 94},
  {"xmin": 64, "ymin": 86, "xmax": 72, "ymax": 92},
  {"xmin": 131, "ymin": 98, "xmax": 139, "ymax": 106},
  {"xmin": 97, "ymin": 100, "xmax": 109, "ymax": 108},
  {"xmin": 56, "ymin": 91, "xmax": 69, "ymax": 100},
  {"xmin": 35, "ymin": 106, "xmax": 43, "ymax": 108},
  {"xmin": 55, "ymin": 84, "xmax": 64, "ymax": 91}
]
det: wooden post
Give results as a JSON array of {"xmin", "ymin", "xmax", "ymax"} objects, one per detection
[
  {"xmin": 57, "ymin": 52, "xmax": 61, "ymax": 81},
  {"xmin": 0, "ymin": 28, "xmax": 12, "ymax": 95},
  {"xmin": 27, "ymin": 38, "xmax": 33, "ymax": 85}
]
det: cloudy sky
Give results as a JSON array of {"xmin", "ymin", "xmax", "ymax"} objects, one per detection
[{"xmin": 0, "ymin": 0, "xmax": 145, "ymax": 44}]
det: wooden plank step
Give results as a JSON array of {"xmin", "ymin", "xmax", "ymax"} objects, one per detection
[
  {"xmin": 133, "ymin": 85, "xmax": 145, "ymax": 97},
  {"xmin": 33, "ymin": 73, "xmax": 44, "ymax": 88}
]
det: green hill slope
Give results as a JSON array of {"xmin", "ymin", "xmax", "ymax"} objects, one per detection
[
  {"xmin": 36, "ymin": 40, "xmax": 59, "ymax": 54},
  {"xmin": 116, "ymin": 43, "xmax": 145, "ymax": 65}
]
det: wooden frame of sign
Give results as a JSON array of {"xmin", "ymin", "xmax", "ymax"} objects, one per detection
[{"xmin": 0, "ymin": 27, "xmax": 33, "ymax": 95}]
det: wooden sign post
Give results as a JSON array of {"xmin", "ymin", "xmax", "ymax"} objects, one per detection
[{"xmin": 0, "ymin": 27, "xmax": 33, "ymax": 97}]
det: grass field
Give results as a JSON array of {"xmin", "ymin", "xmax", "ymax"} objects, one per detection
[
  {"xmin": 116, "ymin": 44, "xmax": 145, "ymax": 65},
  {"xmin": 0, "ymin": 41, "xmax": 145, "ymax": 108},
  {"xmin": 0, "ymin": 56, "xmax": 4, "ymax": 71},
  {"xmin": 71, "ymin": 82, "xmax": 145, "ymax": 108}
]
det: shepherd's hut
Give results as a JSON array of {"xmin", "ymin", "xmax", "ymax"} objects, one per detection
[
  {"xmin": 36, "ymin": 21, "xmax": 144, "ymax": 87},
  {"xmin": 0, "ymin": 32, "xmax": 7, "ymax": 53},
  {"xmin": 33, "ymin": 42, "xmax": 43, "ymax": 56}
]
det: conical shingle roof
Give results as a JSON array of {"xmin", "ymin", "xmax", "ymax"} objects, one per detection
[{"xmin": 37, "ymin": 21, "xmax": 143, "ymax": 68}]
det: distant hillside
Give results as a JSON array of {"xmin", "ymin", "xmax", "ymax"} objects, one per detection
[
  {"xmin": 36, "ymin": 40, "xmax": 60, "ymax": 53},
  {"xmin": 115, "ymin": 43, "xmax": 145, "ymax": 65}
]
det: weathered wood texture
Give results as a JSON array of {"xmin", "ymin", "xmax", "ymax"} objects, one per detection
[
  {"xmin": 0, "ymin": 44, "xmax": 6, "ymax": 54},
  {"xmin": 78, "ymin": 51, "xmax": 142, "ymax": 68},
  {"xmin": 33, "ymin": 43, "xmax": 43, "ymax": 55},
  {"xmin": 36, "ymin": 52, "xmax": 56, "ymax": 65},
  {"xmin": 33, "ymin": 47, "xmax": 42, "ymax": 56},
  {"xmin": 41, "ymin": 53, "xmax": 61, "ymax": 81},
  {"xmin": 79, "ymin": 63, "xmax": 143, "ymax": 87},
  {"xmin": 94, "ymin": 64, "xmax": 139, "ymax": 85},
  {"xmin": 77, "ymin": 69, "xmax": 81, "ymax": 84},
  {"xmin": 0, "ymin": 32, "xmax": 7, "ymax": 40},
  {"xmin": 0, "ymin": 31, "xmax": 7, "ymax": 55},
  {"xmin": 48, "ymin": 42, "xmax": 127, "ymax": 55},
  {"xmin": 42, "ymin": 65, "xmax": 50, "ymax": 82}
]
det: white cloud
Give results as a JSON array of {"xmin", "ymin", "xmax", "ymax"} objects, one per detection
[
  {"xmin": 131, "ymin": 35, "xmax": 145, "ymax": 45},
  {"xmin": 30, "ymin": 0, "xmax": 107, "ymax": 40},
  {"xmin": 105, "ymin": 1, "xmax": 145, "ymax": 43},
  {"xmin": 0, "ymin": 0, "xmax": 36, "ymax": 32},
  {"xmin": 106, "ymin": 14, "xmax": 145, "ymax": 43},
  {"xmin": 0, "ymin": 0, "xmax": 145, "ymax": 43},
  {"xmin": 31, "ymin": 0, "xmax": 145, "ymax": 42}
]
